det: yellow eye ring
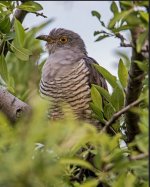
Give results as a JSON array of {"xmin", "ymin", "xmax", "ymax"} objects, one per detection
[{"xmin": 59, "ymin": 36, "xmax": 68, "ymax": 43}]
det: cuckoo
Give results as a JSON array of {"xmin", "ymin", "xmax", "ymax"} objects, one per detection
[{"xmin": 36, "ymin": 28, "xmax": 108, "ymax": 125}]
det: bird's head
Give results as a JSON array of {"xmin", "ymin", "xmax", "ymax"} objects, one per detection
[{"xmin": 36, "ymin": 28, "xmax": 87, "ymax": 55}]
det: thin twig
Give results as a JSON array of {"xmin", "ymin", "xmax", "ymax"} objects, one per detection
[
  {"xmin": 120, "ymin": 43, "xmax": 133, "ymax": 48},
  {"xmin": 101, "ymin": 30, "xmax": 114, "ymax": 37},
  {"xmin": 129, "ymin": 153, "xmax": 148, "ymax": 161},
  {"xmin": 101, "ymin": 99, "xmax": 142, "ymax": 133},
  {"xmin": 103, "ymin": 163, "xmax": 114, "ymax": 172},
  {"xmin": 32, "ymin": 12, "xmax": 47, "ymax": 18},
  {"xmin": 115, "ymin": 32, "xmax": 126, "ymax": 42},
  {"xmin": 103, "ymin": 153, "xmax": 148, "ymax": 172},
  {"xmin": 141, "ymin": 49, "xmax": 149, "ymax": 53}
]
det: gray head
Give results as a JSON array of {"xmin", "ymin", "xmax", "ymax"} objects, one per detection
[{"xmin": 36, "ymin": 28, "xmax": 87, "ymax": 55}]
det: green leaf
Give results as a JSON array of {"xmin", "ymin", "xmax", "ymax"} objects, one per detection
[
  {"xmin": 92, "ymin": 10, "xmax": 106, "ymax": 27},
  {"xmin": 30, "ymin": 18, "xmax": 54, "ymax": 33},
  {"xmin": 104, "ymin": 103, "xmax": 116, "ymax": 120},
  {"xmin": 108, "ymin": 9, "xmax": 133, "ymax": 29},
  {"xmin": 100, "ymin": 20, "xmax": 106, "ymax": 27},
  {"xmin": 0, "ymin": 15, "xmax": 11, "ymax": 33},
  {"xmin": 92, "ymin": 84, "xmax": 111, "ymax": 102},
  {"xmin": 94, "ymin": 31, "xmax": 101, "ymax": 36},
  {"xmin": 137, "ymin": 1, "xmax": 149, "ymax": 7},
  {"xmin": 111, "ymin": 1, "xmax": 118, "ymax": 15},
  {"xmin": 124, "ymin": 12, "xmax": 143, "ymax": 27},
  {"xmin": 120, "ymin": 1, "xmax": 133, "ymax": 8},
  {"xmin": 112, "ymin": 25, "xmax": 132, "ymax": 33},
  {"xmin": 0, "ymin": 55, "xmax": 8, "ymax": 83},
  {"xmin": 14, "ymin": 18, "xmax": 25, "ymax": 47},
  {"xmin": 95, "ymin": 34, "xmax": 109, "ymax": 42},
  {"xmin": 91, "ymin": 10, "xmax": 101, "ymax": 21},
  {"xmin": 136, "ymin": 30, "xmax": 148, "ymax": 53},
  {"xmin": 79, "ymin": 179, "xmax": 99, "ymax": 187},
  {"xmin": 16, "ymin": 2, "xmax": 43, "ymax": 12},
  {"xmin": 111, "ymin": 86, "xmax": 124, "ymax": 111},
  {"xmin": 91, "ymin": 85, "xmax": 103, "ymax": 111},
  {"xmin": 140, "ymin": 12, "xmax": 149, "ymax": 23},
  {"xmin": 125, "ymin": 173, "xmax": 136, "ymax": 187},
  {"xmin": 93, "ymin": 64, "xmax": 118, "ymax": 88},
  {"xmin": 60, "ymin": 158, "xmax": 95, "ymax": 172},
  {"xmin": 11, "ymin": 45, "xmax": 32, "ymax": 61},
  {"xmin": 5, "ymin": 32, "xmax": 16, "ymax": 41},
  {"xmin": 134, "ymin": 60, "xmax": 148, "ymax": 72},
  {"xmin": 90, "ymin": 102, "xmax": 104, "ymax": 122},
  {"xmin": 13, "ymin": 18, "xmax": 33, "ymax": 60},
  {"xmin": 7, "ymin": 76, "xmax": 15, "ymax": 93},
  {"xmin": 112, "ymin": 173, "xmax": 125, "ymax": 187},
  {"xmin": 0, "ymin": 1, "xmax": 12, "ymax": 7},
  {"xmin": 118, "ymin": 59, "xmax": 128, "ymax": 88}
]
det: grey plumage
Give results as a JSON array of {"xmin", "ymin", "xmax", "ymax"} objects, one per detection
[{"xmin": 37, "ymin": 28, "xmax": 108, "ymax": 124}]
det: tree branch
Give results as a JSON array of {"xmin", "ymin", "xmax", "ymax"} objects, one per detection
[
  {"xmin": 0, "ymin": 1, "xmax": 31, "ymax": 122},
  {"xmin": 125, "ymin": 26, "xmax": 147, "ymax": 143},
  {"xmin": 129, "ymin": 153, "xmax": 148, "ymax": 161},
  {"xmin": 32, "ymin": 12, "xmax": 47, "ymax": 18},
  {"xmin": 120, "ymin": 43, "xmax": 133, "ymax": 48},
  {"xmin": 11, "ymin": 9, "xmax": 28, "ymax": 27},
  {"xmin": 101, "ymin": 99, "xmax": 142, "ymax": 133},
  {"xmin": 0, "ymin": 88, "xmax": 31, "ymax": 122}
]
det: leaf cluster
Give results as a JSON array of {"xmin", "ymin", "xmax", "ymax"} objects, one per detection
[
  {"xmin": 92, "ymin": 1, "xmax": 149, "ymax": 54},
  {"xmin": 90, "ymin": 58, "xmax": 128, "ymax": 133},
  {"xmin": 0, "ymin": 1, "xmax": 53, "ymax": 99},
  {"xmin": 0, "ymin": 96, "xmax": 148, "ymax": 187}
]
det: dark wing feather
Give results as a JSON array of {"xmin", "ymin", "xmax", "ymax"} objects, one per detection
[{"xmin": 83, "ymin": 56, "xmax": 108, "ymax": 91}]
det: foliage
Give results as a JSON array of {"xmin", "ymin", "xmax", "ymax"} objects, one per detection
[
  {"xmin": 0, "ymin": 95, "xmax": 148, "ymax": 187},
  {"xmin": 0, "ymin": 1, "xmax": 53, "ymax": 98},
  {"xmin": 0, "ymin": 1, "xmax": 149, "ymax": 187}
]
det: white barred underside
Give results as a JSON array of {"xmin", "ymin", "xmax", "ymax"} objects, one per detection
[{"xmin": 40, "ymin": 59, "xmax": 92, "ymax": 120}]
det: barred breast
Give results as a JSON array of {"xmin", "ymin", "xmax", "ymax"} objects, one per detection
[{"xmin": 40, "ymin": 59, "xmax": 92, "ymax": 121}]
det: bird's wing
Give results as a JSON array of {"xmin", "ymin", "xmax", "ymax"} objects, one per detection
[{"xmin": 83, "ymin": 56, "xmax": 108, "ymax": 91}]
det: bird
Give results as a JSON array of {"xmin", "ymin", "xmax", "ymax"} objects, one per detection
[{"xmin": 36, "ymin": 28, "xmax": 108, "ymax": 127}]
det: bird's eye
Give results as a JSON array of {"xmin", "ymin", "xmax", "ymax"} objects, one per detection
[{"xmin": 59, "ymin": 36, "xmax": 68, "ymax": 43}]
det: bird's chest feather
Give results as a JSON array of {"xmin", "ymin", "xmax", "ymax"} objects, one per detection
[{"xmin": 40, "ymin": 58, "xmax": 92, "ymax": 119}]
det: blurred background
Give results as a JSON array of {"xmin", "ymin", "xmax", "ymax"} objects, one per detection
[{"xmin": 23, "ymin": 1, "xmax": 131, "ymax": 77}]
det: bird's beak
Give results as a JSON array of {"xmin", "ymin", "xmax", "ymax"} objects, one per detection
[{"xmin": 36, "ymin": 35, "xmax": 49, "ymax": 41}]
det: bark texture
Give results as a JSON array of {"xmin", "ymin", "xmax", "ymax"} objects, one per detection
[
  {"xmin": 125, "ymin": 27, "xmax": 148, "ymax": 142},
  {"xmin": 0, "ymin": 88, "xmax": 31, "ymax": 122},
  {"xmin": 0, "ymin": 1, "xmax": 30, "ymax": 122}
]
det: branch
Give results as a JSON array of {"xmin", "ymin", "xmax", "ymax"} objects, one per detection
[
  {"xmin": 115, "ymin": 32, "xmax": 126, "ymax": 43},
  {"xmin": 120, "ymin": 43, "xmax": 133, "ymax": 48},
  {"xmin": 0, "ymin": 1, "xmax": 31, "ymax": 122},
  {"xmin": 125, "ymin": 26, "xmax": 147, "ymax": 143},
  {"xmin": 32, "ymin": 12, "xmax": 47, "ymax": 18},
  {"xmin": 11, "ymin": 9, "xmax": 27, "ymax": 27},
  {"xmin": 101, "ymin": 99, "xmax": 142, "ymax": 133},
  {"xmin": 129, "ymin": 153, "xmax": 148, "ymax": 161},
  {"xmin": 103, "ymin": 153, "xmax": 148, "ymax": 172},
  {"xmin": 120, "ymin": 43, "xmax": 149, "ymax": 53},
  {"xmin": 0, "ymin": 88, "xmax": 31, "ymax": 122}
]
